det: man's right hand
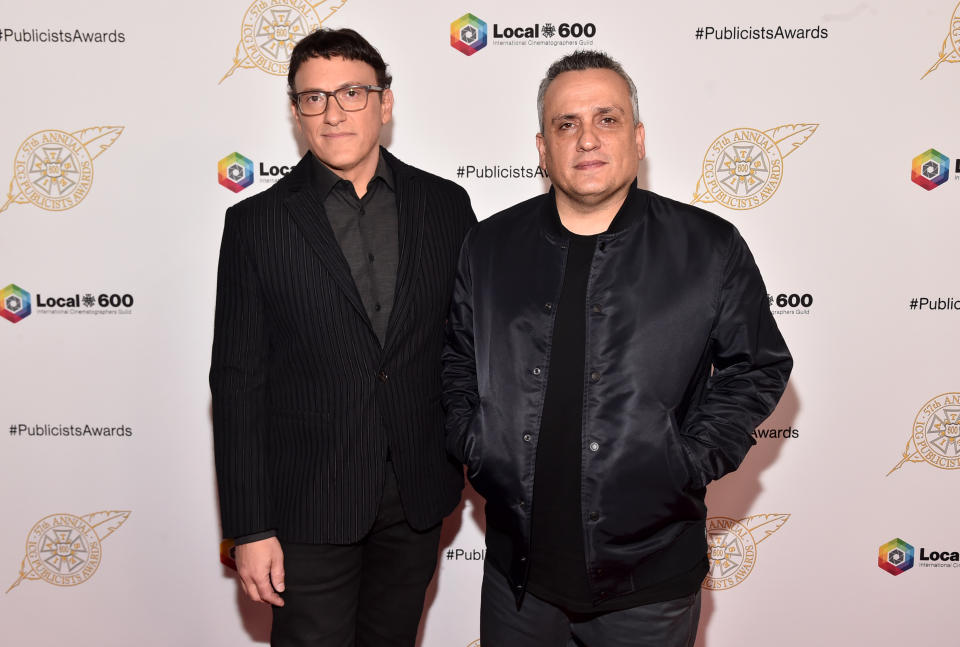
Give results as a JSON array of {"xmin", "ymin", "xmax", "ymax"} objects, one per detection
[{"xmin": 235, "ymin": 536, "xmax": 285, "ymax": 606}]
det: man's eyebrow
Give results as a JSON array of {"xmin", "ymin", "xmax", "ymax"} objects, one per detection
[
  {"xmin": 596, "ymin": 105, "xmax": 625, "ymax": 115},
  {"xmin": 300, "ymin": 81, "xmax": 370, "ymax": 92},
  {"xmin": 550, "ymin": 105, "xmax": 626, "ymax": 122}
]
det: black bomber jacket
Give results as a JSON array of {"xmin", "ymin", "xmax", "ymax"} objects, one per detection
[{"xmin": 442, "ymin": 185, "xmax": 792, "ymax": 606}]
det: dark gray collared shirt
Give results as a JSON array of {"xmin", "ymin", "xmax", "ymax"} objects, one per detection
[{"xmin": 311, "ymin": 151, "xmax": 399, "ymax": 345}]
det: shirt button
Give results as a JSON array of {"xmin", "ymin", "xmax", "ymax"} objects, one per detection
[
  {"xmin": 359, "ymin": 208, "xmax": 366, "ymax": 216},
  {"xmin": 520, "ymin": 555, "xmax": 528, "ymax": 562},
  {"xmin": 544, "ymin": 302, "xmax": 553, "ymax": 312},
  {"xmin": 590, "ymin": 371, "xmax": 601, "ymax": 383},
  {"xmin": 377, "ymin": 370, "xmax": 388, "ymax": 382},
  {"xmin": 518, "ymin": 500, "xmax": 525, "ymax": 508},
  {"xmin": 598, "ymin": 241, "xmax": 606, "ymax": 251},
  {"xmin": 532, "ymin": 367, "xmax": 542, "ymax": 376},
  {"xmin": 374, "ymin": 303, "xmax": 382, "ymax": 312},
  {"xmin": 522, "ymin": 433, "xmax": 532, "ymax": 442},
  {"xmin": 589, "ymin": 511, "xmax": 599, "ymax": 521},
  {"xmin": 589, "ymin": 441, "xmax": 599, "ymax": 452},
  {"xmin": 368, "ymin": 253, "xmax": 375, "ymax": 262}
]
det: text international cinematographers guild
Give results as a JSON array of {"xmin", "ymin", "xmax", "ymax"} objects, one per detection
[{"xmin": 0, "ymin": 28, "xmax": 125, "ymax": 43}]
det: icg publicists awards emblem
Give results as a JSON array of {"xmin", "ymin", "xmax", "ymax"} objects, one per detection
[
  {"xmin": 6, "ymin": 511, "xmax": 130, "ymax": 592},
  {"xmin": 1, "ymin": 127, "xmax": 123, "ymax": 214},
  {"xmin": 922, "ymin": 1, "xmax": 960, "ymax": 79},
  {"xmin": 691, "ymin": 124, "xmax": 817, "ymax": 210},
  {"xmin": 888, "ymin": 393, "xmax": 960, "ymax": 475},
  {"xmin": 220, "ymin": 0, "xmax": 348, "ymax": 83},
  {"xmin": 703, "ymin": 513, "xmax": 789, "ymax": 591}
]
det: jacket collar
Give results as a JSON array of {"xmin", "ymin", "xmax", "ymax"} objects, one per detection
[{"xmin": 541, "ymin": 181, "xmax": 649, "ymax": 244}]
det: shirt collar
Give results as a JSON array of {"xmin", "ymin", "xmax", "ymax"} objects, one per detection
[{"xmin": 309, "ymin": 147, "xmax": 395, "ymax": 200}]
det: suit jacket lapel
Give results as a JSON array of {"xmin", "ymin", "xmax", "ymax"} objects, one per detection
[
  {"xmin": 382, "ymin": 150, "xmax": 424, "ymax": 355},
  {"xmin": 282, "ymin": 155, "xmax": 372, "ymax": 329}
]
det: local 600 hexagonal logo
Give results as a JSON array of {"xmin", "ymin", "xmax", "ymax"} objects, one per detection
[
  {"xmin": 451, "ymin": 13, "xmax": 487, "ymax": 56},
  {"xmin": 218, "ymin": 152, "xmax": 254, "ymax": 193},
  {"xmin": 911, "ymin": 149, "xmax": 950, "ymax": 191},
  {"xmin": 878, "ymin": 538, "xmax": 914, "ymax": 576},
  {"xmin": 0, "ymin": 284, "xmax": 32, "ymax": 324}
]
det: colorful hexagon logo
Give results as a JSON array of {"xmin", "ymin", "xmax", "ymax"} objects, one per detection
[
  {"xmin": 878, "ymin": 538, "xmax": 914, "ymax": 576},
  {"xmin": 451, "ymin": 13, "xmax": 487, "ymax": 56},
  {"xmin": 0, "ymin": 284, "xmax": 32, "ymax": 324},
  {"xmin": 911, "ymin": 148, "xmax": 950, "ymax": 191},
  {"xmin": 218, "ymin": 152, "xmax": 254, "ymax": 193}
]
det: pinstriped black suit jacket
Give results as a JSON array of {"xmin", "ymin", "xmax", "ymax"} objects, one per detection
[{"xmin": 210, "ymin": 148, "xmax": 475, "ymax": 544}]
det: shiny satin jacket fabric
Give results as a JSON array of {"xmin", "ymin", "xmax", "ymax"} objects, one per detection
[{"xmin": 442, "ymin": 186, "xmax": 792, "ymax": 603}]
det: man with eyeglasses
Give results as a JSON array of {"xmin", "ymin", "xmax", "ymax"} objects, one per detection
[{"xmin": 210, "ymin": 28, "xmax": 475, "ymax": 646}]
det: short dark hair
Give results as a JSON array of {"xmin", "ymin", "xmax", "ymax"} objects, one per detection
[
  {"xmin": 537, "ymin": 50, "xmax": 639, "ymax": 132},
  {"xmin": 287, "ymin": 28, "xmax": 392, "ymax": 101}
]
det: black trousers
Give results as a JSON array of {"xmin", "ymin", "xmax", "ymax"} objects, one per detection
[
  {"xmin": 480, "ymin": 560, "xmax": 701, "ymax": 647},
  {"xmin": 271, "ymin": 463, "xmax": 442, "ymax": 647}
]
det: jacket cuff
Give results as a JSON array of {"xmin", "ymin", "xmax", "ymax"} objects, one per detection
[{"xmin": 232, "ymin": 530, "xmax": 277, "ymax": 545}]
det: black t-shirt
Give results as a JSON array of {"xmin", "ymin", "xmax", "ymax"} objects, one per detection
[
  {"xmin": 527, "ymin": 229, "xmax": 596, "ymax": 608},
  {"xmin": 525, "ymin": 227, "xmax": 707, "ymax": 614}
]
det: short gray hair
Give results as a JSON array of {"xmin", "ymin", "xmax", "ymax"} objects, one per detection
[{"xmin": 537, "ymin": 50, "xmax": 640, "ymax": 132}]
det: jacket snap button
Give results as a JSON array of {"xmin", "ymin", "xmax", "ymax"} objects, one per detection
[
  {"xmin": 589, "ymin": 441, "xmax": 599, "ymax": 452},
  {"xmin": 523, "ymin": 433, "xmax": 532, "ymax": 442},
  {"xmin": 592, "ymin": 304, "xmax": 602, "ymax": 313},
  {"xmin": 377, "ymin": 370, "xmax": 389, "ymax": 382},
  {"xmin": 544, "ymin": 302, "xmax": 553, "ymax": 312},
  {"xmin": 532, "ymin": 367, "xmax": 542, "ymax": 376},
  {"xmin": 589, "ymin": 511, "xmax": 599, "ymax": 521},
  {"xmin": 590, "ymin": 371, "xmax": 600, "ymax": 383}
]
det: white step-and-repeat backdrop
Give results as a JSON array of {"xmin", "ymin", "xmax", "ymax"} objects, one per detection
[{"xmin": 1, "ymin": 1, "xmax": 958, "ymax": 645}]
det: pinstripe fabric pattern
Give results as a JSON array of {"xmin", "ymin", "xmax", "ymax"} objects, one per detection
[{"xmin": 210, "ymin": 148, "xmax": 475, "ymax": 544}]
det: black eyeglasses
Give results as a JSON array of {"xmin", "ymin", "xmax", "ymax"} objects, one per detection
[{"xmin": 293, "ymin": 85, "xmax": 385, "ymax": 116}]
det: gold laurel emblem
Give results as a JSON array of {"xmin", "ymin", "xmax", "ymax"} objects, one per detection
[
  {"xmin": 219, "ymin": 0, "xmax": 348, "ymax": 83},
  {"xmin": 921, "ymin": 1, "xmax": 960, "ymax": 79},
  {"xmin": 6, "ymin": 511, "xmax": 130, "ymax": 592},
  {"xmin": 2, "ymin": 127, "xmax": 123, "ymax": 214},
  {"xmin": 887, "ymin": 393, "xmax": 960, "ymax": 474},
  {"xmin": 691, "ymin": 124, "xmax": 817, "ymax": 210},
  {"xmin": 703, "ymin": 513, "xmax": 788, "ymax": 591}
]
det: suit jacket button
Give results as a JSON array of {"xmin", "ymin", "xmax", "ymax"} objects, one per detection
[{"xmin": 377, "ymin": 370, "xmax": 389, "ymax": 382}]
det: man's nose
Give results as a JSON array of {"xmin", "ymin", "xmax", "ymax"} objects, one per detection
[
  {"xmin": 324, "ymin": 96, "xmax": 346, "ymax": 125},
  {"xmin": 577, "ymin": 124, "xmax": 599, "ymax": 151}
]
